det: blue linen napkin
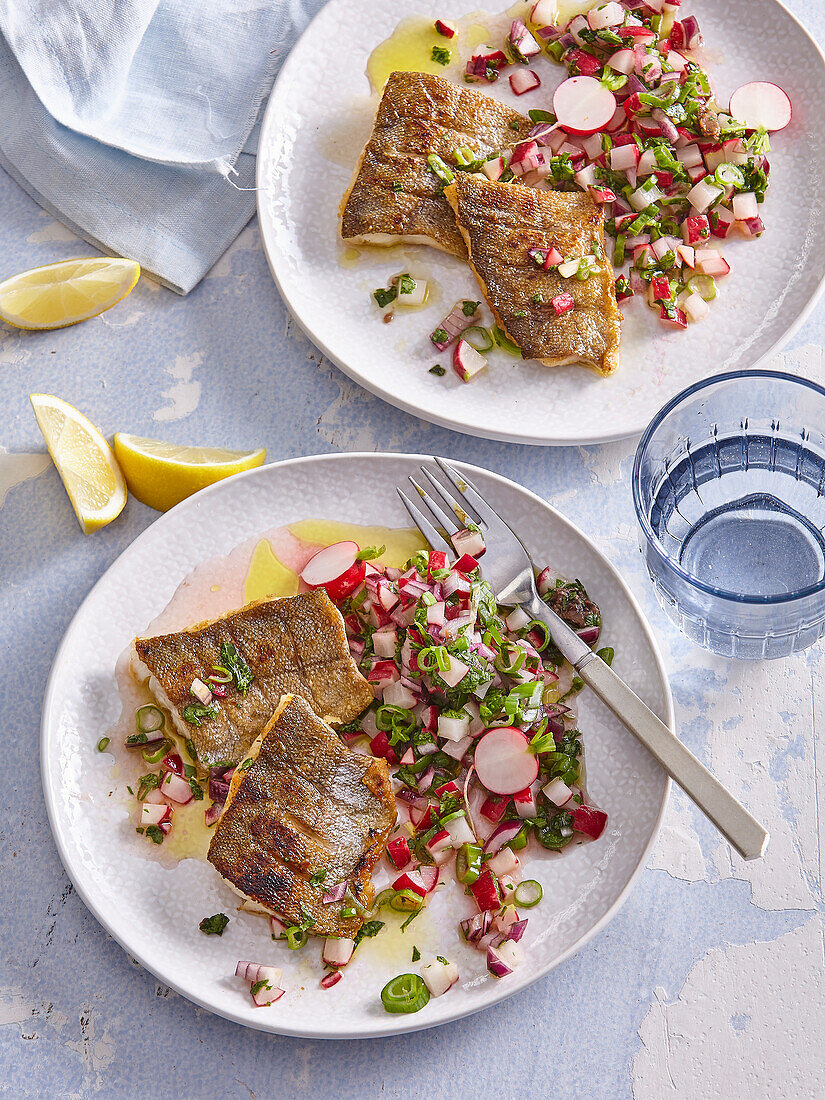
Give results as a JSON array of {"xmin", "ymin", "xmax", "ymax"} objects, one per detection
[{"xmin": 0, "ymin": 0, "xmax": 321, "ymax": 294}]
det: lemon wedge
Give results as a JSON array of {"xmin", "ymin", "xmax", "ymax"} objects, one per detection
[
  {"xmin": 30, "ymin": 394, "xmax": 127, "ymax": 533},
  {"xmin": 0, "ymin": 257, "xmax": 140, "ymax": 330},
  {"xmin": 113, "ymin": 434, "xmax": 266, "ymax": 512}
]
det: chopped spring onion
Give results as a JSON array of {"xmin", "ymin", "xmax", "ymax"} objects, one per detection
[
  {"xmin": 286, "ymin": 927, "xmax": 309, "ymax": 950},
  {"xmin": 390, "ymin": 889, "xmax": 424, "ymax": 913},
  {"xmin": 142, "ymin": 740, "xmax": 172, "ymax": 764},
  {"xmin": 513, "ymin": 880, "xmax": 544, "ymax": 908},
  {"xmin": 526, "ymin": 620, "xmax": 550, "ymax": 649},
  {"xmin": 462, "ymin": 326, "xmax": 494, "ymax": 353},
  {"xmin": 208, "ymin": 665, "xmax": 233, "ymax": 684},
  {"xmin": 491, "ymin": 325, "xmax": 521, "ymax": 356},
  {"xmin": 455, "ymin": 843, "xmax": 483, "ymax": 885},
  {"xmin": 687, "ymin": 275, "xmax": 717, "ymax": 301},
  {"xmin": 96, "ymin": 737, "xmax": 110, "ymax": 752},
  {"xmin": 381, "ymin": 973, "xmax": 430, "ymax": 1014},
  {"xmin": 136, "ymin": 704, "xmax": 164, "ymax": 733}
]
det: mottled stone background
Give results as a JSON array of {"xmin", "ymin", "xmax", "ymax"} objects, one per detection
[{"xmin": 1, "ymin": 1, "xmax": 823, "ymax": 1095}]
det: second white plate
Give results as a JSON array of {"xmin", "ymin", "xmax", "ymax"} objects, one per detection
[{"xmin": 257, "ymin": 0, "xmax": 825, "ymax": 444}]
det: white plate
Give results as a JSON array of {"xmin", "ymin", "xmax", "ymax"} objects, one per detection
[
  {"xmin": 42, "ymin": 453, "xmax": 671, "ymax": 1038},
  {"xmin": 257, "ymin": 0, "xmax": 825, "ymax": 445}
]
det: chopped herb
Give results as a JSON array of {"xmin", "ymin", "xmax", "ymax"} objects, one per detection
[
  {"xmin": 356, "ymin": 545, "xmax": 385, "ymax": 561},
  {"xmin": 400, "ymin": 910, "xmax": 420, "ymax": 932},
  {"xmin": 429, "ymin": 365, "xmax": 446, "ymax": 376},
  {"xmin": 309, "ymin": 870, "xmax": 327, "ymax": 887},
  {"xmin": 397, "ymin": 273, "xmax": 416, "ymax": 295},
  {"xmin": 199, "ymin": 912, "xmax": 229, "ymax": 936},
  {"xmin": 188, "ymin": 777, "xmax": 204, "ymax": 801},
  {"xmin": 126, "ymin": 785, "xmax": 134, "ymax": 796},
  {"xmin": 96, "ymin": 737, "xmax": 110, "ymax": 752},
  {"xmin": 436, "ymin": 956, "xmax": 449, "ymax": 965},
  {"xmin": 411, "ymin": 946, "xmax": 421, "ymax": 962},
  {"xmin": 182, "ymin": 763, "xmax": 197, "ymax": 778},
  {"xmin": 374, "ymin": 286, "xmax": 397, "ymax": 308},
  {"xmin": 531, "ymin": 292, "xmax": 543, "ymax": 304},
  {"xmin": 597, "ymin": 646, "xmax": 615, "ymax": 666},
  {"xmin": 136, "ymin": 773, "xmax": 159, "ymax": 801},
  {"xmin": 509, "ymin": 119, "xmax": 520, "ymax": 131},
  {"xmin": 528, "ymin": 109, "xmax": 555, "ymax": 124},
  {"xmin": 431, "ymin": 327, "xmax": 449, "ymax": 344},
  {"xmin": 250, "ymin": 979, "xmax": 270, "ymax": 996},
  {"xmin": 182, "ymin": 703, "xmax": 217, "ymax": 727},
  {"xmin": 239, "ymin": 757, "xmax": 254, "ymax": 771},
  {"xmin": 340, "ymin": 906, "xmax": 357, "ymax": 919},
  {"xmin": 219, "ymin": 642, "xmax": 254, "ymax": 695},
  {"xmin": 514, "ymin": 309, "xmax": 527, "ymax": 318},
  {"xmin": 184, "ymin": 737, "xmax": 198, "ymax": 762},
  {"xmin": 353, "ymin": 920, "xmax": 385, "ymax": 949},
  {"xmin": 392, "ymin": 181, "xmax": 403, "ymax": 193},
  {"xmin": 462, "ymin": 300, "xmax": 480, "ymax": 316},
  {"xmin": 144, "ymin": 824, "xmax": 164, "ymax": 845},
  {"xmin": 431, "ymin": 45, "xmax": 451, "ymax": 65},
  {"xmin": 126, "ymin": 732, "xmax": 148, "ymax": 745}
]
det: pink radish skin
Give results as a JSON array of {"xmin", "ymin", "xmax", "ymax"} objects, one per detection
[
  {"xmin": 474, "ymin": 727, "xmax": 539, "ymax": 795},
  {"xmin": 553, "ymin": 77, "xmax": 616, "ymax": 136},
  {"xmin": 729, "ymin": 81, "xmax": 791, "ymax": 132},
  {"xmin": 300, "ymin": 541, "xmax": 366, "ymax": 601}
]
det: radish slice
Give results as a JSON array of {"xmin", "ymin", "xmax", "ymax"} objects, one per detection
[
  {"xmin": 729, "ymin": 81, "xmax": 791, "ymax": 132},
  {"xmin": 300, "ymin": 541, "xmax": 366, "ymax": 601},
  {"xmin": 474, "ymin": 727, "xmax": 539, "ymax": 795},
  {"xmin": 553, "ymin": 77, "xmax": 616, "ymax": 136}
]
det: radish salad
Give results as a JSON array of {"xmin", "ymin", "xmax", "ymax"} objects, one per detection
[{"xmin": 373, "ymin": 2, "xmax": 791, "ymax": 383}]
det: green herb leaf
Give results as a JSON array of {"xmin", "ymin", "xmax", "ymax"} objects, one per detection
[
  {"xmin": 431, "ymin": 45, "xmax": 451, "ymax": 65},
  {"xmin": 199, "ymin": 912, "xmax": 229, "ymax": 936},
  {"xmin": 392, "ymin": 181, "xmax": 403, "ymax": 193},
  {"xmin": 374, "ymin": 285, "xmax": 397, "ymax": 308},
  {"xmin": 188, "ymin": 777, "xmax": 204, "ymax": 801},
  {"xmin": 219, "ymin": 642, "xmax": 254, "ymax": 695},
  {"xmin": 396, "ymin": 273, "xmax": 416, "ymax": 295},
  {"xmin": 356, "ymin": 545, "xmax": 386, "ymax": 561},
  {"xmin": 309, "ymin": 870, "xmax": 327, "ymax": 887},
  {"xmin": 429, "ymin": 365, "xmax": 446, "ymax": 376},
  {"xmin": 144, "ymin": 824, "xmax": 164, "ymax": 845},
  {"xmin": 184, "ymin": 737, "xmax": 198, "ymax": 762},
  {"xmin": 250, "ymin": 979, "xmax": 270, "ymax": 996},
  {"xmin": 411, "ymin": 946, "xmax": 421, "ymax": 962},
  {"xmin": 182, "ymin": 703, "xmax": 218, "ymax": 727},
  {"xmin": 353, "ymin": 920, "xmax": 386, "ymax": 949},
  {"xmin": 436, "ymin": 956, "xmax": 449, "ymax": 965},
  {"xmin": 462, "ymin": 300, "xmax": 480, "ymax": 316},
  {"xmin": 136, "ymin": 773, "xmax": 160, "ymax": 801}
]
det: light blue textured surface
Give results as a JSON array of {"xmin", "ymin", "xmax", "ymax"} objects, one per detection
[{"xmin": 1, "ymin": 3, "xmax": 824, "ymax": 1095}]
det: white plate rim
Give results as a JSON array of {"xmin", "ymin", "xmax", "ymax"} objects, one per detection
[
  {"xmin": 256, "ymin": 0, "xmax": 825, "ymax": 447},
  {"xmin": 41, "ymin": 452, "xmax": 673, "ymax": 1038}
]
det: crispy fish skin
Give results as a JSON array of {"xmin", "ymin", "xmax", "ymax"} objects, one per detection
[
  {"xmin": 132, "ymin": 591, "xmax": 373, "ymax": 767},
  {"xmin": 340, "ymin": 71, "xmax": 533, "ymax": 257},
  {"xmin": 207, "ymin": 695, "xmax": 396, "ymax": 937},
  {"xmin": 444, "ymin": 174, "xmax": 622, "ymax": 376}
]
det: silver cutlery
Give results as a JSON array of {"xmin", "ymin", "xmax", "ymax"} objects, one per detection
[{"xmin": 398, "ymin": 457, "xmax": 769, "ymax": 862}]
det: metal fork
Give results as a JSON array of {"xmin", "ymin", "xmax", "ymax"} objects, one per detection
[{"xmin": 398, "ymin": 457, "xmax": 769, "ymax": 862}]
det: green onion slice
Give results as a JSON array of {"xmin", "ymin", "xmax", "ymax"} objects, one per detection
[
  {"xmin": 514, "ymin": 879, "xmax": 544, "ymax": 908},
  {"xmin": 135, "ymin": 704, "xmax": 164, "ymax": 733},
  {"xmin": 687, "ymin": 274, "xmax": 717, "ymax": 301},
  {"xmin": 381, "ymin": 973, "xmax": 430, "ymax": 1014},
  {"xmin": 389, "ymin": 889, "xmax": 424, "ymax": 913},
  {"xmin": 142, "ymin": 740, "xmax": 171, "ymax": 764},
  {"xmin": 462, "ymin": 326, "xmax": 494, "ymax": 353},
  {"xmin": 208, "ymin": 665, "xmax": 233, "ymax": 684},
  {"xmin": 286, "ymin": 927, "xmax": 309, "ymax": 950},
  {"xmin": 491, "ymin": 325, "xmax": 522, "ymax": 356},
  {"xmin": 455, "ymin": 843, "xmax": 483, "ymax": 885}
]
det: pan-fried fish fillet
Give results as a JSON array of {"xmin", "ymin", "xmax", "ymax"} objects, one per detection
[
  {"xmin": 208, "ymin": 695, "xmax": 396, "ymax": 937},
  {"xmin": 444, "ymin": 174, "xmax": 622, "ymax": 376},
  {"xmin": 132, "ymin": 591, "xmax": 373, "ymax": 767},
  {"xmin": 340, "ymin": 71, "xmax": 532, "ymax": 258}
]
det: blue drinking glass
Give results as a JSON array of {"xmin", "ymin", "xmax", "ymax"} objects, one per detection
[{"xmin": 633, "ymin": 370, "xmax": 825, "ymax": 659}]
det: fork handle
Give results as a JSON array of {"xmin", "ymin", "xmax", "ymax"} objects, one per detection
[{"xmin": 575, "ymin": 654, "xmax": 768, "ymax": 861}]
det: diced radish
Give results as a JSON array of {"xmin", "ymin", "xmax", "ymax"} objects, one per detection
[
  {"xmin": 439, "ymin": 654, "xmax": 470, "ymax": 688},
  {"xmin": 505, "ymin": 606, "xmax": 530, "ymax": 632},
  {"xmin": 452, "ymin": 527, "xmax": 485, "ymax": 559},
  {"xmin": 487, "ymin": 939, "xmax": 524, "ymax": 977},
  {"xmin": 683, "ymin": 292, "xmax": 709, "ymax": 322},
  {"xmin": 372, "ymin": 628, "xmax": 397, "ymax": 658},
  {"xmin": 687, "ymin": 179, "xmax": 723, "ymax": 213},
  {"xmin": 426, "ymin": 829, "xmax": 454, "ymax": 864},
  {"xmin": 542, "ymin": 777, "xmax": 574, "ymax": 807},
  {"xmin": 160, "ymin": 770, "xmax": 193, "ymax": 805},
  {"xmin": 320, "ymin": 971, "xmax": 342, "ymax": 990},
  {"xmin": 572, "ymin": 804, "xmax": 608, "ymax": 839},
  {"xmin": 588, "ymin": 2, "xmax": 624, "ymax": 30},
  {"xmin": 386, "ymin": 836, "xmax": 412, "ymax": 870},
  {"xmin": 682, "ymin": 214, "xmax": 710, "ymax": 245},
  {"xmin": 732, "ymin": 192, "xmax": 758, "ymax": 221},
  {"xmin": 677, "ymin": 244, "xmax": 696, "ymax": 268},
  {"xmin": 488, "ymin": 847, "xmax": 520, "ymax": 878},
  {"xmin": 550, "ymin": 292, "xmax": 574, "ymax": 317},
  {"xmin": 510, "ymin": 68, "xmax": 541, "ymax": 95},
  {"xmin": 607, "ymin": 48, "xmax": 635, "ymax": 75},
  {"xmin": 444, "ymin": 813, "xmax": 475, "ymax": 848},
  {"xmin": 553, "ymin": 77, "xmax": 616, "ymax": 136},
  {"xmin": 729, "ymin": 81, "xmax": 792, "ymax": 132},
  {"xmin": 481, "ymin": 794, "xmax": 510, "ymax": 823},
  {"xmin": 419, "ymin": 864, "xmax": 440, "ymax": 893},
  {"xmin": 474, "ymin": 727, "xmax": 539, "ymax": 795},
  {"xmin": 437, "ymin": 712, "xmax": 470, "ymax": 743},
  {"xmin": 420, "ymin": 958, "xmax": 459, "ymax": 997},
  {"xmin": 140, "ymin": 802, "xmax": 172, "ymax": 826},
  {"xmin": 434, "ymin": 779, "xmax": 460, "ymax": 798},
  {"xmin": 452, "ymin": 339, "xmax": 488, "ymax": 383},
  {"xmin": 252, "ymin": 981, "xmax": 285, "ymax": 1007},
  {"xmin": 509, "ymin": 19, "xmax": 541, "ymax": 61},
  {"xmin": 470, "ymin": 868, "xmax": 501, "ymax": 912},
  {"xmin": 484, "ymin": 819, "xmax": 524, "ymax": 855},
  {"xmin": 610, "ymin": 143, "xmax": 639, "ymax": 172},
  {"xmin": 369, "ymin": 731, "xmax": 398, "ymax": 765},
  {"xmin": 694, "ymin": 249, "xmax": 731, "ymax": 277},
  {"xmin": 301, "ymin": 542, "xmax": 365, "ymax": 601},
  {"xmin": 529, "ymin": 0, "xmax": 557, "ymax": 26},
  {"xmin": 435, "ymin": 18, "xmax": 456, "ymax": 38},
  {"xmin": 323, "ymin": 938, "xmax": 355, "ymax": 967},
  {"xmin": 568, "ymin": 49, "xmax": 601, "ymax": 77},
  {"xmin": 573, "ymin": 163, "xmax": 597, "ymax": 190},
  {"xmin": 513, "ymin": 786, "xmax": 537, "ymax": 819},
  {"xmin": 393, "ymin": 869, "xmax": 427, "ymax": 898},
  {"xmin": 676, "ymin": 143, "xmax": 703, "ymax": 169},
  {"xmin": 660, "ymin": 306, "xmax": 688, "ymax": 329}
]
